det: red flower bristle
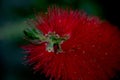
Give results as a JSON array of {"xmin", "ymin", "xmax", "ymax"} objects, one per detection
[{"xmin": 22, "ymin": 7, "xmax": 120, "ymax": 80}]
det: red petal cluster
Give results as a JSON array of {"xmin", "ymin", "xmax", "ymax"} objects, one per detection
[{"xmin": 23, "ymin": 7, "xmax": 120, "ymax": 80}]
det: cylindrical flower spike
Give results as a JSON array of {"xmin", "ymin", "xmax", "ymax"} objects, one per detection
[{"xmin": 22, "ymin": 7, "xmax": 120, "ymax": 80}]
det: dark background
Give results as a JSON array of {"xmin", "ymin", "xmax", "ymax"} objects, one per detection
[{"xmin": 0, "ymin": 0, "xmax": 120, "ymax": 80}]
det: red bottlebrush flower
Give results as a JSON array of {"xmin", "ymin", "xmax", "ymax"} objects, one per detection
[{"xmin": 23, "ymin": 7, "xmax": 120, "ymax": 80}]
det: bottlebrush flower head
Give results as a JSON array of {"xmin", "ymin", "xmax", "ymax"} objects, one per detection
[{"xmin": 22, "ymin": 7, "xmax": 120, "ymax": 80}]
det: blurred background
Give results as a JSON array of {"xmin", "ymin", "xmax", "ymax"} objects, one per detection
[{"xmin": 0, "ymin": 0, "xmax": 120, "ymax": 80}]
